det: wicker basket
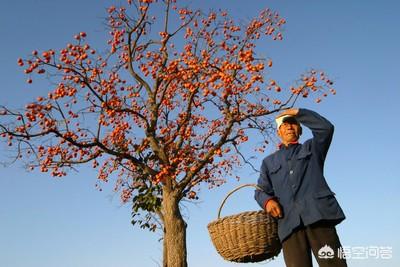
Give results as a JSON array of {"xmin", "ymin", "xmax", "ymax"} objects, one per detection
[{"xmin": 207, "ymin": 184, "xmax": 282, "ymax": 263}]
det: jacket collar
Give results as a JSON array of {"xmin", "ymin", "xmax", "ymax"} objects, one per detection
[{"xmin": 278, "ymin": 141, "xmax": 299, "ymax": 150}]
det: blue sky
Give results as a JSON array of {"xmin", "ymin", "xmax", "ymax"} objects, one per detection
[{"xmin": 0, "ymin": 1, "xmax": 399, "ymax": 267}]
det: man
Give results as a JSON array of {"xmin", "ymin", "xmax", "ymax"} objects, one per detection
[{"xmin": 255, "ymin": 108, "xmax": 347, "ymax": 267}]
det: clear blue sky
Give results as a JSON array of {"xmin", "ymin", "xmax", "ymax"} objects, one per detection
[{"xmin": 1, "ymin": 1, "xmax": 399, "ymax": 267}]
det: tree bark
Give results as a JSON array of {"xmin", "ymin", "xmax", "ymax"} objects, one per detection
[
  {"xmin": 162, "ymin": 188, "xmax": 187, "ymax": 267},
  {"xmin": 163, "ymin": 227, "xmax": 168, "ymax": 267}
]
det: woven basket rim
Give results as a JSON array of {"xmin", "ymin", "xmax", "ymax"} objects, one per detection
[{"xmin": 207, "ymin": 209, "xmax": 268, "ymax": 227}]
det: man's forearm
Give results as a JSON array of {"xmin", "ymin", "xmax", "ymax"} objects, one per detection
[{"xmin": 296, "ymin": 108, "xmax": 334, "ymax": 157}]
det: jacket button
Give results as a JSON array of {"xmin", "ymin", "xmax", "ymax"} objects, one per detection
[{"xmin": 289, "ymin": 170, "xmax": 294, "ymax": 175}]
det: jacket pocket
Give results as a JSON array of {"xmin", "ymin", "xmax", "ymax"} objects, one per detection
[
  {"xmin": 268, "ymin": 163, "xmax": 281, "ymax": 175},
  {"xmin": 297, "ymin": 150, "xmax": 312, "ymax": 160},
  {"xmin": 313, "ymin": 189, "xmax": 343, "ymax": 220},
  {"xmin": 314, "ymin": 189, "xmax": 336, "ymax": 198}
]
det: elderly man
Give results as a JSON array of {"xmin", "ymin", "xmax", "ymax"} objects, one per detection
[{"xmin": 255, "ymin": 108, "xmax": 347, "ymax": 267}]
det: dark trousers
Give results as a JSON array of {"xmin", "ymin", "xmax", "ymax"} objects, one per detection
[{"xmin": 282, "ymin": 220, "xmax": 347, "ymax": 267}]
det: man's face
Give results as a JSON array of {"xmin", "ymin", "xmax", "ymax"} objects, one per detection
[{"xmin": 277, "ymin": 120, "xmax": 301, "ymax": 144}]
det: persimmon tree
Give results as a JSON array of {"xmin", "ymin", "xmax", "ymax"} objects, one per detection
[{"xmin": 0, "ymin": 0, "xmax": 336, "ymax": 266}]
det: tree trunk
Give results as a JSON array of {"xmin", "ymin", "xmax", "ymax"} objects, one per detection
[
  {"xmin": 163, "ymin": 228, "xmax": 168, "ymax": 267},
  {"xmin": 162, "ymin": 188, "xmax": 187, "ymax": 267}
]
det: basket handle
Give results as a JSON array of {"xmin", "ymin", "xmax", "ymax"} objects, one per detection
[{"xmin": 217, "ymin": 183, "xmax": 263, "ymax": 219}]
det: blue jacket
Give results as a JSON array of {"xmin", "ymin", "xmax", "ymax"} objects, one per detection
[{"xmin": 255, "ymin": 109, "xmax": 345, "ymax": 242}]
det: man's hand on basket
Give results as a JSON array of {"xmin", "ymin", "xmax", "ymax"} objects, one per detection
[{"xmin": 265, "ymin": 199, "xmax": 283, "ymax": 219}]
